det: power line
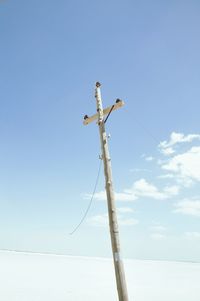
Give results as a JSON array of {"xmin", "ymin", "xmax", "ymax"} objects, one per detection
[
  {"xmin": 133, "ymin": 116, "xmax": 160, "ymax": 145},
  {"xmin": 69, "ymin": 158, "xmax": 102, "ymax": 235}
]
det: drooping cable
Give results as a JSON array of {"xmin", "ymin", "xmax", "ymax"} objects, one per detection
[{"xmin": 69, "ymin": 158, "xmax": 102, "ymax": 235}]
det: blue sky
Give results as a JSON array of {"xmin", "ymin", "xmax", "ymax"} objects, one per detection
[{"xmin": 0, "ymin": 0, "xmax": 200, "ymax": 262}]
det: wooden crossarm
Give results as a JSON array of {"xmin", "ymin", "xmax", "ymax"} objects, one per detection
[{"xmin": 83, "ymin": 100, "xmax": 125, "ymax": 125}]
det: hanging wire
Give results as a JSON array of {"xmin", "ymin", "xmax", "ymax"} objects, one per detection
[
  {"xmin": 69, "ymin": 158, "xmax": 102, "ymax": 235},
  {"xmin": 133, "ymin": 115, "xmax": 160, "ymax": 145}
]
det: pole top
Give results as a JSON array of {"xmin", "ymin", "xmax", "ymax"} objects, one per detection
[{"xmin": 95, "ymin": 82, "xmax": 101, "ymax": 88}]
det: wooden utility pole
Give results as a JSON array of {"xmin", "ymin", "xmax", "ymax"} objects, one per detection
[{"xmin": 83, "ymin": 82, "xmax": 129, "ymax": 301}]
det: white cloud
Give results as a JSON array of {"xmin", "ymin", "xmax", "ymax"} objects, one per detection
[
  {"xmin": 145, "ymin": 156, "xmax": 154, "ymax": 161},
  {"xmin": 162, "ymin": 146, "xmax": 200, "ymax": 184},
  {"xmin": 150, "ymin": 225, "xmax": 167, "ymax": 232},
  {"xmin": 114, "ymin": 192, "xmax": 137, "ymax": 202},
  {"xmin": 160, "ymin": 147, "xmax": 175, "ymax": 156},
  {"xmin": 117, "ymin": 207, "xmax": 134, "ymax": 213},
  {"xmin": 185, "ymin": 232, "xmax": 200, "ymax": 240},
  {"xmin": 85, "ymin": 178, "xmax": 180, "ymax": 202},
  {"xmin": 130, "ymin": 168, "xmax": 151, "ymax": 173},
  {"xmin": 86, "ymin": 190, "xmax": 137, "ymax": 202},
  {"xmin": 87, "ymin": 213, "xmax": 138, "ymax": 227},
  {"xmin": 163, "ymin": 185, "xmax": 180, "ymax": 196},
  {"xmin": 131, "ymin": 178, "xmax": 164, "ymax": 199},
  {"xmin": 158, "ymin": 174, "xmax": 175, "ymax": 179},
  {"xmin": 88, "ymin": 213, "xmax": 108, "ymax": 227},
  {"xmin": 84, "ymin": 190, "xmax": 107, "ymax": 201},
  {"xmin": 85, "ymin": 132, "xmax": 200, "ymax": 206},
  {"xmin": 174, "ymin": 199, "xmax": 200, "ymax": 217},
  {"xmin": 159, "ymin": 132, "xmax": 200, "ymax": 156},
  {"xmin": 128, "ymin": 178, "xmax": 179, "ymax": 200},
  {"xmin": 150, "ymin": 222, "xmax": 167, "ymax": 239},
  {"xmin": 150, "ymin": 233, "xmax": 165, "ymax": 240},
  {"xmin": 119, "ymin": 218, "xmax": 139, "ymax": 226}
]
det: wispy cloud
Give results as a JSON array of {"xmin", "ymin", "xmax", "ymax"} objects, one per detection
[
  {"xmin": 159, "ymin": 132, "xmax": 200, "ymax": 156},
  {"xmin": 150, "ymin": 222, "xmax": 167, "ymax": 240},
  {"xmin": 150, "ymin": 233, "xmax": 165, "ymax": 240},
  {"xmin": 87, "ymin": 213, "xmax": 138, "ymax": 227},
  {"xmin": 150, "ymin": 225, "xmax": 167, "ymax": 232},
  {"xmin": 84, "ymin": 132, "xmax": 199, "ymax": 229},
  {"xmin": 157, "ymin": 174, "xmax": 175, "ymax": 179},
  {"xmin": 88, "ymin": 206, "xmax": 138, "ymax": 227},
  {"xmin": 130, "ymin": 168, "xmax": 151, "ymax": 173},
  {"xmin": 145, "ymin": 156, "xmax": 154, "ymax": 161},
  {"xmin": 161, "ymin": 146, "xmax": 200, "ymax": 185},
  {"xmin": 118, "ymin": 217, "xmax": 139, "ymax": 226},
  {"xmin": 87, "ymin": 213, "xmax": 108, "ymax": 227},
  {"xmin": 117, "ymin": 207, "xmax": 134, "ymax": 213},
  {"xmin": 174, "ymin": 199, "xmax": 200, "ymax": 217},
  {"xmin": 126, "ymin": 178, "xmax": 179, "ymax": 200},
  {"xmin": 185, "ymin": 232, "xmax": 200, "ymax": 240},
  {"xmin": 84, "ymin": 190, "xmax": 137, "ymax": 202},
  {"xmin": 85, "ymin": 178, "xmax": 179, "ymax": 202}
]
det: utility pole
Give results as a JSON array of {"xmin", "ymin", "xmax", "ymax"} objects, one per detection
[{"xmin": 83, "ymin": 82, "xmax": 129, "ymax": 301}]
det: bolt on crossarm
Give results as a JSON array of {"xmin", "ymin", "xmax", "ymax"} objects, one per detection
[{"xmin": 83, "ymin": 82, "xmax": 129, "ymax": 301}]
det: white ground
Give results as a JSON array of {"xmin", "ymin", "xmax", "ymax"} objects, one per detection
[{"xmin": 0, "ymin": 251, "xmax": 199, "ymax": 301}]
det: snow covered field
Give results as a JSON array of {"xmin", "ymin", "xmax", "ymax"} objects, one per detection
[{"xmin": 0, "ymin": 250, "xmax": 199, "ymax": 301}]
